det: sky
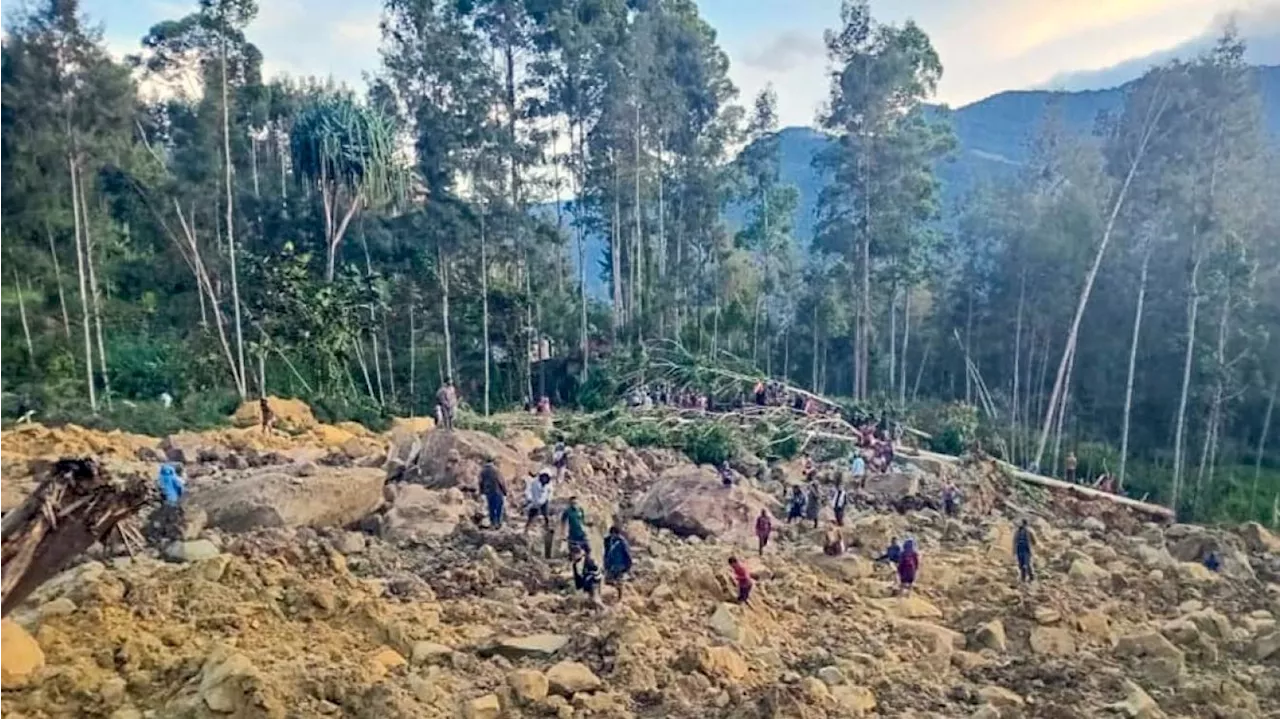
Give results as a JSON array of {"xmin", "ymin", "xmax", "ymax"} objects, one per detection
[{"xmin": 79, "ymin": 0, "xmax": 1280, "ymax": 128}]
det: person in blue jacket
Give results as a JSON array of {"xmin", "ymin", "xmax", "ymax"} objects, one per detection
[{"xmin": 157, "ymin": 464, "xmax": 185, "ymax": 506}]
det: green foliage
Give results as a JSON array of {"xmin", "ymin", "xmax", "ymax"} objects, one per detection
[
  {"xmin": 309, "ymin": 395, "xmax": 390, "ymax": 433},
  {"xmin": 915, "ymin": 402, "xmax": 979, "ymax": 456},
  {"xmin": 454, "ymin": 411, "xmax": 507, "ymax": 439}
]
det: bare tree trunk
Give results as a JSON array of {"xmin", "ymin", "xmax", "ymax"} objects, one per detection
[
  {"xmin": 610, "ymin": 149, "xmax": 622, "ymax": 343},
  {"xmin": 69, "ymin": 157, "xmax": 96, "ymax": 411},
  {"xmin": 359, "ymin": 230, "xmax": 385, "ymax": 406},
  {"xmin": 46, "ymin": 224, "xmax": 72, "ymax": 340},
  {"xmin": 1118, "ymin": 244, "xmax": 1152, "ymax": 489},
  {"xmin": 576, "ymin": 123, "xmax": 589, "ymax": 382},
  {"xmin": 1052, "ymin": 347, "xmax": 1074, "ymax": 478},
  {"xmin": 1011, "ymin": 271, "xmax": 1025, "ymax": 467},
  {"xmin": 889, "ymin": 284, "xmax": 897, "ymax": 398},
  {"xmin": 220, "ymin": 32, "xmax": 247, "ymax": 400},
  {"xmin": 353, "ymin": 336, "xmax": 376, "ymax": 401},
  {"xmin": 964, "ymin": 286, "xmax": 974, "ymax": 404},
  {"xmin": 1171, "ymin": 254, "xmax": 1202, "ymax": 511},
  {"xmin": 480, "ymin": 207, "xmax": 491, "ymax": 416},
  {"xmin": 811, "ymin": 303, "xmax": 820, "ymax": 391},
  {"xmin": 633, "ymin": 103, "xmax": 644, "ymax": 340},
  {"xmin": 12, "ymin": 270, "xmax": 35, "ymax": 367},
  {"xmin": 752, "ymin": 296, "xmax": 762, "ymax": 367},
  {"xmin": 900, "ymin": 289, "xmax": 911, "ymax": 405},
  {"xmin": 912, "ymin": 338, "xmax": 931, "ymax": 402},
  {"xmin": 173, "ymin": 202, "xmax": 242, "ymax": 393},
  {"xmin": 1253, "ymin": 380, "xmax": 1277, "ymax": 515},
  {"xmin": 77, "ymin": 169, "xmax": 111, "ymax": 406},
  {"xmin": 1194, "ymin": 290, "xmax": 1231, "ymax": 512},
  {"xmin": 409, "ymin": 297, "xmax": 417, "ymax": 412},
  {"xmin": 438, "ymin": 243, "xmax": 454, "ymax": 382}
]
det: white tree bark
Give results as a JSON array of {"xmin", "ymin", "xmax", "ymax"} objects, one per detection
[
  {"xmin": 77, "ymin": 168, "xmax": 111, "ymax": 405},
  {"xmin": 221, "ymin": 31, "xmax": 247, "ymax": 399},
  {"xmin": 1171, "ymin": 253, "xmax": 1202, "ymax": 511},
  {"xmin": 13, "ymin": 270, "xmax": 34, "ymax": 366},
  {"xmin": 46, "ymin": 225, "xmax": 72, "ymax": 340},
  {"xmin": 1252, "ymin": 380, "xmax": 1277, "ymax": 515},
  {"xmin": 480, "ymin": 206, "xmax": 491, "ymax": 416},
  {"xmin": 69, "ymin": 158, "xmax": 96, "ymax": 411},
  {"xmin": 1118, "ymin": 242, "xmax": 1152, "ymax": 489}
]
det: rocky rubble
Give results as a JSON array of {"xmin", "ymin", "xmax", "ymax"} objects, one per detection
[{"xmin": 3, "ymin": 416, "xmax": 1280, "ymax": 719}]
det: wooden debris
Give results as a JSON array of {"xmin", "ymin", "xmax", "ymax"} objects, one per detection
[{"xmin": 1, "ymin": 458, "xmax": 154, "ymax": 614}]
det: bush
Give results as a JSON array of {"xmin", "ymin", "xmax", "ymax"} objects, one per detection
[
  {"xmin": 679, "ymin": 422, "xmax": 738, "ymax": 466},
  {"xmin": 310, "ymin": 395, "xmax": 391, "ymax": 432},
  {"xmin": 915, "ymin": 402, "xmax": 979, "ymax": 456}
]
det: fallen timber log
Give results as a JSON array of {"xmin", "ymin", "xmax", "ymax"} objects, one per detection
[
  {"xmin": 1, "ymin": 458, "xmax": 154, "ymax": 614},
  {"xmin": 904, "ymin": 448, "xmax": 1175, "ymax": 521}
]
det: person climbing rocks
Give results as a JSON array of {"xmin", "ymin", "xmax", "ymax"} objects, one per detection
[
  {"xmin": 603, "ymin": 526, "xmax": 632, "ymax": 600},
  {"xmin": 941, "ymin": 481, "xmax": 961, "ymax": 517},
  {"xmin": 729, "ymin": 556, "xmax": 754, "ymax": 604},
  {"xmin": 787, "ymin": 486, "xmax": 805, "ymax": 524},
  {"xmin": 561, "ymin": 495, "xmax": 589, "ymax": 558},
  {"xmin": 1014, "ymin": 518, "xmax": 1036, "ymax": 583},
  {"xmin": 755, "ymin": 509, "xmax": 773, "ymax": 556},
  {"xmin": 850, "ymin": 452, "xmax": 867, "ymax": 489},
  {"xmin": 259, "ymin": 396, "xmax": 275, "ymax": 433},
  {"xmin": 1203, "ymin": 551, "xmax": 1222, "ymax": 573},
  {"xmin": 719, "ymin": 461, "xmax": 735, "ymax": 488},
  {"xmin": 754, "ymin": 380, "xmax": 767, "ymax": 406},
  {"xmin": 572, "ymin": 547, "xmax": 603, "ymax": 606},
  {"xmin": 897, "ymin": 538, "xmax": 920, "ymax": 594},
  {"xmin": 822, "ymin": 522, "xmax": 845, "ymax": 556},
  {"xmin": 875, "ymin": 537, "xmax": 902, "ymax": 565},
  {"xmin": 157, "ymin": 463, "xmax": 185, "ymax": 506},
  {"xmin": 830, "ymin": 479, "xmax": 849, "ymax": 526},
  {"xmin": 805, "ymin": 482, "xmax": 822, "ymax": 529},
  {"xmin": 1064, "ymin": 451, "xmax": 1078, "ymax": 483},
  {"xmin": 436, "ymin": 378, "xmax": 458, "ymax": 431},
  {"xmin": 524, "ymin": 469, "xmax": 555, "ymax": 533},
  {"xmin": 552, "ymin": 441, "xmax": 570, "ymax": 482},
  {"xmin": 479, "ymin": 458, "xmax": 508, "ymax": 529}
]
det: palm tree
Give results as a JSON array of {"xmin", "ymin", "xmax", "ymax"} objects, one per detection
[{"xmin": 289, "ymin": 93, "xmax": 404, "ymax": 281}]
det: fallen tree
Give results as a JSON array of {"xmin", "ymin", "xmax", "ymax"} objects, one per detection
[{"xmin": 1, "ymin": 458, "xmax": 154, "ymax": 614}]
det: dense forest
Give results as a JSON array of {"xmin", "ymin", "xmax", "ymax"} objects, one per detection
[{"xmin": 2, "ymin": 0, "xmax": 1277, "ymax": 523}]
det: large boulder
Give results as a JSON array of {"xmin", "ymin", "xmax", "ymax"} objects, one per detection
[
  {"xmin": 162, "ymin": 432, "xmax": 230, "ymax": 464},
  {"xmin": 188, "ymin": 466, "xmax": 385, "ymax": 532},
  {"xmin": 381, "ymin": 484, "xmax": 474, "ymax": 541},
  {"xmin": 1240, "ymin": 522, "xmax": 1280, "ymax": 554},
  {"xmin": 1, "ymin": 618, "xmax": 44, "ymax": 689},
  {"xmin": 632, "ymin": 466, "xmax": 775, "ymax": 540},
  {"xmin": 385, "ymin": 429, "xmax": 530, "ymax": 489}
]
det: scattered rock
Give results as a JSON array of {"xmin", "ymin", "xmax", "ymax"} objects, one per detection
[
  {"xmin": 978, "ymin": 685, "xmax": 1024, "ymax": 708},
  {"xmin": 1033, "ymin": 607, "xmax": 1061, "ymax": 625},
  {"xmin": 1240, "ymin": 522, "xmax": 1280, "ymax": 554},
  {"xmin": 0, "ymin": 618, "xmax": 44, "ymax": 689},
  {"xmin": 464, "ymin": 693, "xmax": 502, "ymax": 719},
  {"xmin": 508, "ymin": 668, "xmax": 549, "ymax": 703},
  {"xmin": 411, "ymin": 641, "xmax": 454, "ymax": 666},
  {"xmin": 690, "ymin": 645, "xmax": 749, "ymax": 682},
  {"xmin": 488, "ymin": 633, "xmax": 570, "ymax": 659},
  {"xmin": 1081, "ymin": 516, "xmax": 1106, "ymax": 533},
  {"xmin": 334, "ymin": 531, "xmax": 367, "ymax": 555},
  {"xmin": 1251, "ymin": 631, "xmax": 1280, "ymax": 661},
  {"xmin": 197, "ymin": 650, "xmax": 278, "ymax": 715},
  {"xmin": 708, "ymin": 602, "xmax": 750, "ymax": 643},
  {"xmin": 830, "ymin": 685, "xmax": 877, "ymax": 715},
  {"xmin": 1107, "ymin": 680, "xmax": 1165, "ymax": 718},
  {"xmin": 1068, "ymin": 557, "xmax": 1110, "ymax": 583},
  {"xmin": 162, "ymin": 539, "xmax": 221, "ymax": 563},
  {"xmin": 368, "ymin": 646, "xmax": 407, "ymax": 676},
  {"xmin": 816, "ymin": 665, "xmax": 845, "ymax": 687},
  {"xmin": 546, "ymin": 661, "xmax": 603, "ymax": 696},
  {"xmin": 1029, "ymin": 626, "xmax": 1076, "ymax": 656},
  {"xmin": 1115, "ymin": 630, "xmax": 1186, "ymax": 685},
  {"xmin": 972, "ymin": 619, "xmax": 1007, "ymax": 652}
]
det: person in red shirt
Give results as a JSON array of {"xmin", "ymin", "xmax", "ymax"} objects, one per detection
[
  {"xmin": 729, "ymin": 556, "xmax": 754, "ymax": 604},
  {"xmin": 897, "ymin": 538, "xmax": 920, "ymax": 595},
  {"xmin": 755, "ymin": 510, "xmax": 773, "ymax": 557}
]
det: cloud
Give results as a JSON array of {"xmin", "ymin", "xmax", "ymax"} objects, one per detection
[{"xmin": 739, "ymin": 30, "xmax": 825, "ymax": 73}]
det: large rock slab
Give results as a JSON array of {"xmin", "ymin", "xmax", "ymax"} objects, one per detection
[
  {"xmin": 188, "ymin": 466, "xmax": 384, "ymax": 533},
  {"xmin": 632, "ymin": 466, "xmax": 774, "ymax": 539},
  {"xmin": 546, "ymin": 661, "xmax": 602, "ymax": 696},
  {"xmin": 484, "ymin": 634, "xmax": 570, "ymax": 659},
  {"xmin": 386, "ymin": 429, "xmax": 530, "ymax": 489},
  {"xmin": 380, "ymin": 484, "xmax": 473, "ymax": 541}
]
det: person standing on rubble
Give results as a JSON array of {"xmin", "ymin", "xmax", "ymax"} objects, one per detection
[
  {"xmin": 561, "ymin": 495, "xmax": 589, "ymax": 558},
  {"xmin": 897, "ymin": 538, "xmax": 920, "ymax": 594},
  {"xmin": 941, "ymin": 481, "xmax": 961, "ymax": 517},
  {"xmin": 1014, "ymin": 518, "xmax": 1036, "ymax": 583},
  {"xmin": 830, "ymin": 478, "xmax": 849, "ymax": 526},
  {"xmin": 524, "ymin": 469, "xmax": 555, "ymax": 533},
  {"xmin": 552, "ymin": 441, "xmax": 570, "ymax": 482},
  {"xmin": 603, "ymin": 525, "xmax": 632, "ymax": 600},
  {"xmin": 805, "ymin": 482, "xmax": 822, "ymax": 529},
  {"xmin": 1064, "ymin": 451, "xmax": 1078, "ymax": 484},
  {"xmin": 755, "ymin": 509, "xmax": 773, "ymax": 556},
  {"xmin": 850, "ymin": 452, "xmax": 867, "ymax": 489},
  {"xmin": 729, "ymin": 556, "xmax": 754, "ymax": 604},
  {"xmin": 479, "ymin": 458, "xmax": 508, "ymax": 529},
  {"xmin": 787, "ymin": 485, "xmax": 805, "ymax": 524},
  {"xmin": 436, "ymin": 377, "xmax": 458, "ymax": 431},
  {"xmin": 572, "ymin": 546, "xmax": 603, "ymax": 606}
]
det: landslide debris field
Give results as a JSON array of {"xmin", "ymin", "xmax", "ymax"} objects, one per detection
[{"xmin": 2, "ymin": 404, "xmax": 1279, "ymax": 719}]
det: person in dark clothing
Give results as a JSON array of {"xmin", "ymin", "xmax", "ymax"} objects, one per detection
[
  {"xmin": 719, "ymin": 461, "xmax": 735, "ymax": 488},
  {"xmin": 755, "ymin": 509, "xmax": 773, "ymax": 556},
  {"xmin": 436, "ymin": 378, "xmax": 458, "ymax": 430},
  {"xmin": 1203, "ymin": 551, "xmax": 1221, "ymax": 573},
  {"xmin": 875, "ymin": 537, "xmax": 902, "ymax": 565},
  {"xmin": 805, "ymin": 483, "xmax": 822, "ymax": 529},
  {"xmin": 729, "ymin": 556, "xmax": 753, "ymax": 604},
  {"xmin": 572, "ymin": 547, "xmax": 603, "ymax": 605},
  {"xmin": 259, "ymin": 397, "xmax": 275, "ymax": 433},
  {"xmin": 478, "ymin": 459, "xmax": 508, "ymax": 529},
  {"xmin": 1014, "ymin": 519, "xmax": 1036, "ymax": 583},
  {"xmin": 787, "ymin": 486, "xmax": 805, "ymax": 524},
  {"xmin": 830, "ymin": 479, "xmax": 849, "ymax": 526},
  {"xmin": 941, "ymin": 482, "xmax": 961, "ymax": 517},
  {"xmin": 603, "ymin": 526, "xmax": 632, "ymax": 600}
]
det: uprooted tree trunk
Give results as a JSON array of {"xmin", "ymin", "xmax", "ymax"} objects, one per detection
[{"xmin": 1, "ymin": 459, "xmax": 153, "ymax": 615}]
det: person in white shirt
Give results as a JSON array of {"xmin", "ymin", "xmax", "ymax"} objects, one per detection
[{"xmin": 524, "ymin": 469, "xmax": 555, "ymax": 533}]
